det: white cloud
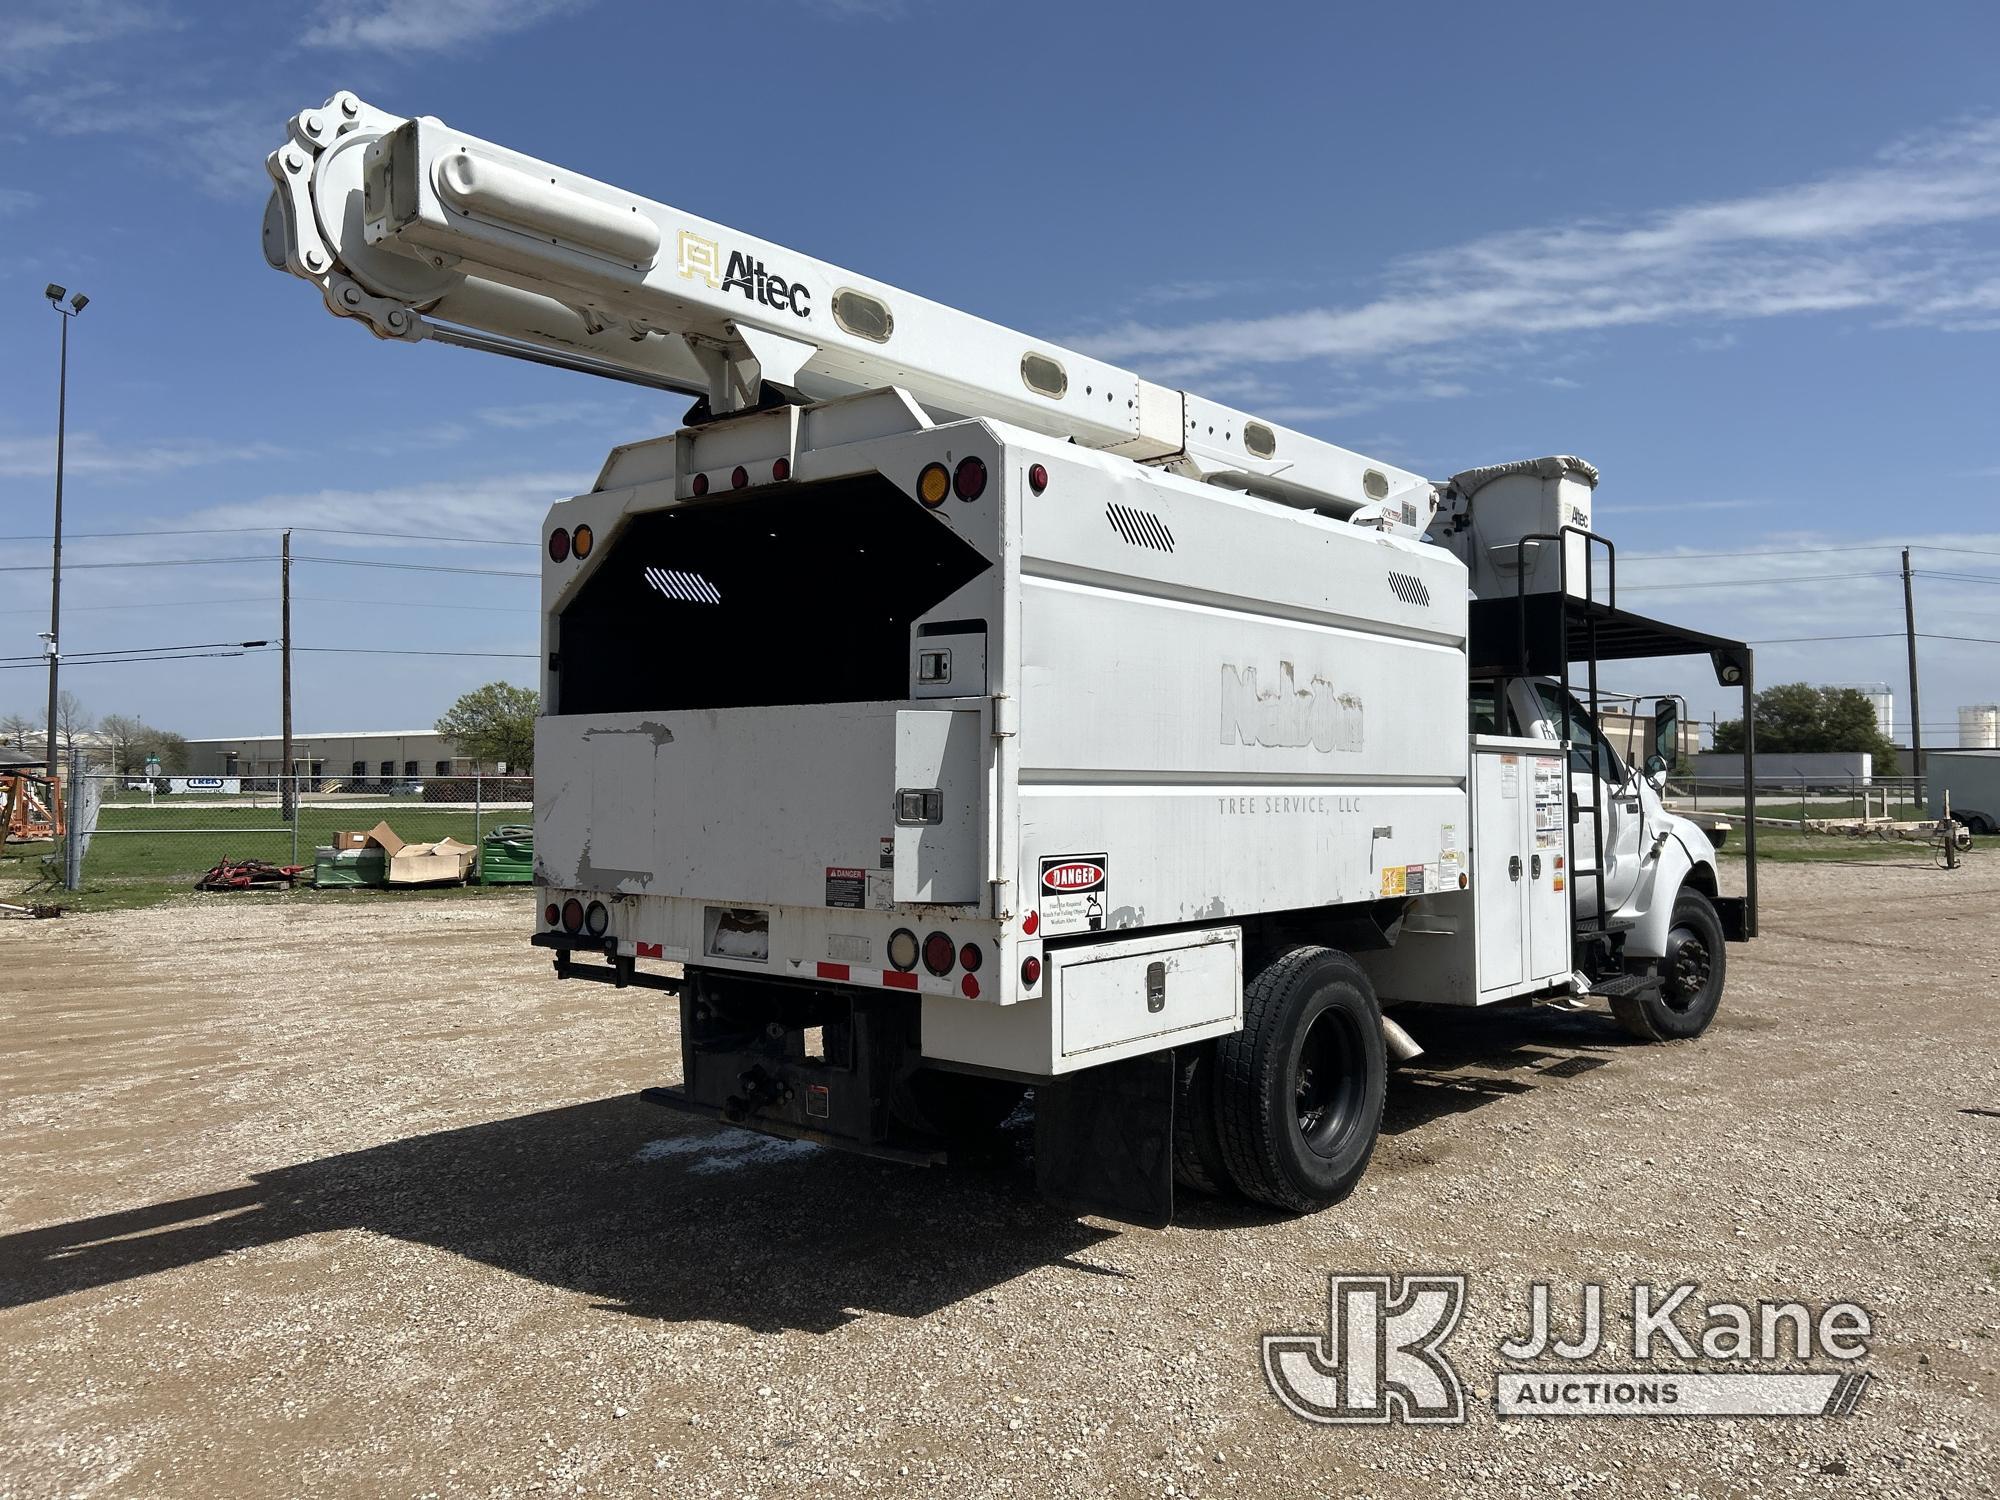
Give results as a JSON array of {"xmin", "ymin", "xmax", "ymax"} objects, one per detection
[
  {"xmin": 302, "ymin": 0, "xmax": 592, "ymax": 50},
  {"xmin": 0, "ymin": 434, "xmax": 290, "ymax": 480},
  {"xmin": 0, "ymin": 1, "xmax": 172, "ymax": 78},
  {"xmin": 0, "ymin": 187, "xmax": 38, "ymax": 215},
  {"xmin": 22, "ymin": 81, "xmax": 274, "ymax": 198},
  {"xmin": 477, "ymin": 399, "xmax": 635, "ymax": 430},
  {"xmin": 179, "ymin": 471, "xmax": 585, "ymax": 553},
  {"xmin": 1081, "ymin": 116, "xmax": 2000, "ymax": 378}
]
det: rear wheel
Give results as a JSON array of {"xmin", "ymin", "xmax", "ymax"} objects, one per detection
[
  {"xmin": 1612, "ymin": 889, "xmax": 1727, "ymax": 1042},
  {"xmin": 1213, "ymin": 946, "xmax": 1386, "ymax": 1213},
  {"xmin": 1171, "ymin": 1043, "xmax": 1233, "ymax": 1196}
]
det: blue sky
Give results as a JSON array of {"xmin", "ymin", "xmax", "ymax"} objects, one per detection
[{"xmin": 2, "ymin": 0, "xmax": 1997, "ymax": 745}]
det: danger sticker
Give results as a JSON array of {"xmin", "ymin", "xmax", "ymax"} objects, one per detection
[
  {"xmin": 824, "ymin": 866, "xmax": 866, "ymax": 909},
  {"xmin": 1038, "ymin": 854, "xmax": 1108, "ymax": 936}
]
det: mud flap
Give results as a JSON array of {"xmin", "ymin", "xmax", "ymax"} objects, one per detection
[
  {"xmin": 1034, "ymin": 1050, "xmax": 1175, "ymax": 1228},
  {"xmin": 1712, "ymin": 894, "xmax": 1752, "ymax": 942}
]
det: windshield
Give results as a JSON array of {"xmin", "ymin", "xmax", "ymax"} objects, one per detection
[{"xmin": 1534, "ymin": 682, "xmax": 1625, "ymax": 783}]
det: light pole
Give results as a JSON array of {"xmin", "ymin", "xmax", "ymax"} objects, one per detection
[{"xmin": 43, "ymin": 284, "xmax": 87, "ymax": 785}]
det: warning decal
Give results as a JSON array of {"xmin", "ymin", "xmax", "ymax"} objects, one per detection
[
  {"xmin": 1038, "ymin": 854, "xmax": 1108, "ymax": 936},
  {"xmin": 825, "ymin": 866, "xmax": 866, "ymax": 909}
]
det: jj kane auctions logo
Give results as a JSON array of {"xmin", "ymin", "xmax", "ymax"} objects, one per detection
[{"xmin": 1265, "ymin": 1275, "xmax": 1874, "ymax": 1424}]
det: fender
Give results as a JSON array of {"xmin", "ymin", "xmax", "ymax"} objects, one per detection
[{"xmin": 1619, "ymin": 831, "xmax": 1713, "ymax": 959}]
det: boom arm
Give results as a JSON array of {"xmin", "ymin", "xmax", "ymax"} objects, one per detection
[{"xmin": 264, "ymin": 91, "xmax": 1435, "ymax": 531}]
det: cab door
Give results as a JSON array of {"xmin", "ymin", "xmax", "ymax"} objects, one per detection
[{"xmin": 1512, "ymin": 680, "xmax": 1644, "ymax": 921}]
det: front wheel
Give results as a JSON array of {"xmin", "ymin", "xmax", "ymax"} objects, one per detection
[
  {"xmin": 1213, "ymin": 947, "xmax": 1386, "ymax": 1213},
  {"xmin": 1612, "ymin": 889, "xmax": 1727, "ymax": 1042}
]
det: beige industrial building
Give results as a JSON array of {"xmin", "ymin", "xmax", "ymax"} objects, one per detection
[{"xmin": 182, "ymin": 730, "xmax": 504, "ymax": 785}]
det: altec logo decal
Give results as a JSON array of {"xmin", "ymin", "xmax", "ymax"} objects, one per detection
[
  {"xmin": 1041, "ymin": 861, "xmax": 1105, "ymax": 892},
  {"xmin": 1221, "ymin": 662, "xmax": 1364, "ymax": 753},
  {"xmin": 677, "ymin": 230, "xmax": 811, "ymax": 319}
]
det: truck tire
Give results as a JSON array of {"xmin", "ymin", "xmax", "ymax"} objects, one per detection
[
  {"xmin": 1612, "ymin": 889, "xmax": 1727, "ymax": 1042},
  {"xmin": 1172, "ymin": 1044, "xmax": 1234, "ymax": 1196},
  {"xmin": 1213, "ymin": 946, "xmax": 1386, "ymax": 1213}
]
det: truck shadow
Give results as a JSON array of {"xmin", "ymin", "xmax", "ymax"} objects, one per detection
[
  {"xmin": 0, "ymin": 1094, "xmax": 1111, "ymax": 1334},
  {"xmin": 0, "ymin": 1012, "xmax": 1641, "ymax": 1312}
]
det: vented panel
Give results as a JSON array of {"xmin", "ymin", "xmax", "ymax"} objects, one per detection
[
  {"xmin": 1388, "ymin": 570, "xmax": 1432, "ymax": 607},
  {"xmin": 1106, "ymin": 502, "xmax": 1175, "ymax": 553}
]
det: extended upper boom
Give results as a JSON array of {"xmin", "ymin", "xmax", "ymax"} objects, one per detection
[{"xmin": 263, "ymin": 91, "xmax": 1435, "ymax": 534}]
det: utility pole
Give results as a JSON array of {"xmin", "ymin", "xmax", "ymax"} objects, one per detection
[
  {"xmin": 43, "ymin": 285, "xmax": 87, "ymax": 784},
  {"xmin": 1901, "ymin": 547, "xmax": 1923, "ymax": 809},
  {"xmin": 281, "ymin": 529, "xmax": 294, "ymax": 820}
]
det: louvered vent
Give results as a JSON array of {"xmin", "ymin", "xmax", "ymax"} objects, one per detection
[
  {"xmin": 645, "ymin": 566, "xmax": 722, "ymax": 604},
  {"xmin": 1388, "ymin": 570, "xmax": 1431, "ymax": 607},
  {"xmin": 1106, "ymin": 502, "xmax": 1175, "ymax": 553}
]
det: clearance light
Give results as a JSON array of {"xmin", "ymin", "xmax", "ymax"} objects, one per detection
[
  {"xmin": 917, "ymin": 462, "xmax": 951, "ymax": 508},
  {"xmin": 1028, "ymin": 463, "xmax": 1048, "ymax": 495},
  {"xmin": 691, "ymin": 472, "xmax": 709, "ymax": 497},
  {"xmin": 548, "ymin": 527, "xmax": 570, "ymax": 562},
  {"xmin": 772, "ymin": 457, "xmax": 791, "ymax": 482},
  {"xmin": 731, "ymin": 465, "xmax": 749, "ymax": 490},
  {"xmin": 545, "ymin": 902, "xmax": 560, "ymax": 926},
  {"xmin": 571, "ymin": 523, "xmax": 594, "ymax": 560},
  {"xmin": 887, "ymin": 927, "xmax": 920, "ymax": 972},
  {"xmin": 953, "ymin": 455, "xmax": 987, "ymax": 501},
  {"xmin": 1020, "ymin": 955, "xmax": 1041, "ymax": 988},
  {"xmin": 922, "ymin": 930, "xmax": 955, "ymax": 977},
  {"xmin": 561, "ymin": 897, "xmax": 584, "ymax": 932},
  {"xmin": 584, "ymin": 900, "xmax": 609, "ymax": 936}
]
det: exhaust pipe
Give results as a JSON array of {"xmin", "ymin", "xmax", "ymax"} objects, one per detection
[{"xmin": 1381, "ymin": 1014, "xmax": 1424, "ymax": 1064}]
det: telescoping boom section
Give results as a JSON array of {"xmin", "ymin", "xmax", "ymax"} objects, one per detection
[{"xmin": 264, "ymin": 91, "xmax": 1434, "ymax": 535}]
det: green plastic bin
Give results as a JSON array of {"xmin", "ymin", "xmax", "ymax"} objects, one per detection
[
  {"xmin": 479, "ymin": 824, "xmax": 535, "ymax": 884},
  {"xmin": 313, "ymin": 846, "xmax": 387, "ymax": 889}
]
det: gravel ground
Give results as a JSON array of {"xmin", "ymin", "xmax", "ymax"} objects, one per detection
[{"xmin": 1, "ymin": 861, "xmax": 1995, "ymax": 1499}]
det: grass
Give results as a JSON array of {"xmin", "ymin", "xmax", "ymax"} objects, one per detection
[
  {"xmin": 3, "ymin": 804, "xmax": 533, "ymax": 912},
  {"xmin": 1716, "ymin": 827, "xmax": 1984, "ymax": 863},
  {"xmin": 1670, "ymin": 798, "xmax": 1926, "ymax": 821}
]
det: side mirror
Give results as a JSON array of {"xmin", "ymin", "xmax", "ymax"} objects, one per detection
[{"xmin": 1652, "ymin": 697, "xmax": 1680, "ymax": 770}]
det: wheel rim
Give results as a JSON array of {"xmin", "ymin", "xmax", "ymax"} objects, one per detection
[
  {"xmin": 1294, "ymin": 1005, "xmax": 1365, "ymax": 1156},
  {"xmin": 1661, "ymin": 924, "xmax": 1713, "ymax": 1012}
]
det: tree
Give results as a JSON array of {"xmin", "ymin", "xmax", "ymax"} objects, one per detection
[
  {"xmin": 40, "ymin": 690, "xmax": 92, "ymax": 751},
  {"xmin": 0, "ymin": 713, "xmax": 33, "ymax": 748},
  {"xmin": 135, "ymin": 728, "xmax": 190, "ymax": 774},
  {"xmin": 1714, "ymin": 684, "xmax": 1898, "ymax": 764},
  {"xmin": 436, "ymin": 682, "xmax": 537, "ymax": 772},
  {"xmin": 97, "ymin": 714, "xmax": 146, "ymax": 772}
]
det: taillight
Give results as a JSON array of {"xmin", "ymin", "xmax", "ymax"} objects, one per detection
[
  {"xmin": 1028, "ymin": 463, "xmax": 1048, "ymax": 495},
  {"xmin": 958, "ymin": 942, "xmax": 983, "ymax": 973},
  {"xmin": 584, "ymin": 900, "xmax": 609, "ymax": 936},
  {"xmin": 886, "ymin": 928, "xmax": 920, "ymax": 972},
  {"xmin": 544, "ymin": 903, "xmax": 560, "ymax": 926},
  {"xmin": 731, "ymin": 465, "xmax": 749, "ymax": 490},
  {"xmin": 772, "ymin": 457, "xmax": 791, "ymax": 482},
  {"xmin": 953, "ymin": 455, "xmax": 987, "ymax": 501},
  {"xmin": 571, "ymin": 523, "xmax": 594, "ymax": 559},
  {"xmin": 548, "ymin": 527, "xmax": 570, "ymax": 562},
  {"xmin": 1020, "ymin": 955, "xmax": 1041, "ymax": 988},
  {"xmin": 691, "ymin": 472, "xmax": 710, "ymax": 497},
  {"xmin": 922, "ymin": 930, "xmax": 955, "ymax": 977},
  {"xmin": 917, "ymin": 462, "xmax": 950, "ymax": 508},
  {"xmin": 561, "ymin": 898, "xmax": 584, "ymax": 932}
]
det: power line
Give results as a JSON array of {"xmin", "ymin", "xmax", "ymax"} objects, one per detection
[
  {"xmin": 293, "ymin": 554, "xmax": 536, "ymax": 579},
  {"xmin": 292, "ymin": 646, "xmax": 536, "ymax": 659},
  {"xmin": 0, "ymin": 524, "xmax": 536, "ymax": 548},
  {"xmin": 0, "ymin": 638, "xmax": 270, "ymax": 664},
  {"xmin": 0, "ymin": 555, "xmax": 275, "ymax": 572},
  {"xmin": 1622, "ymin": 542, "xmax": 2000, "ymax": 564},
  {"xmin": 0, "ymin": 594, "xmax": 278, "ymax": 616},
  {"xmin": 1621, "ymin": 570, "xmax": 1894, "ymax": 592},
  {"xmin": 0, "ymin": 649, "xmax": 267, "ymax": 671}
]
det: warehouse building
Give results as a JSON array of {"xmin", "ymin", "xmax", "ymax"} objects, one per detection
[{"xmin": 181, "ymin": 730, "xmax": 509, "ymax": 787}]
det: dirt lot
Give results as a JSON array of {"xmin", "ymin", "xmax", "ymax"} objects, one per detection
[{"xmin": 2, "ymin": 862, "xmax": 1996, "ymax": 1499}]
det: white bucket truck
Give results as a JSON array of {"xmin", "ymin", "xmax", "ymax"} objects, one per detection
[{"xmin": 263, "ymin": 94, "xmax": 1761, "ymax": 1223}]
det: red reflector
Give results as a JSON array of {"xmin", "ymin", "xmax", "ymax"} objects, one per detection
[
  {"xmin": 636, "ymin": 942, "xmax": 664, "ymax": 959},
  {"xmin": 544, "ymin": 903, "xmax": 560, "ymax": 926},
  {"xmin": 691, "ymin": 471, "xmax": 709, "ymax": 497},
  {"xmin": 548, "ymin": 528, "xmax": 570, "ymax": 562},
  {"xmin": 817, "ymin": 961, "xmax": 849, "ymax": 981},
  {"xmin": 1020, "ymin": 955, "xmax": 1041, "ymax": 988},
  {"xmin": 958, "ymin": 942, "xmax": 983, "ymax": 973},
  {"xmin": 1021, "ymin": 909, "xmax": 1039, "ymax": 936},
  {"xmin": 561, "ymin": 898, "xmax": 584, "ymax": 932},
  {"xmin": 772, "ymin": 457, "xmax": 791, "ymax": 482},
  {"xmin": 960, "ymin": 974, "xmax": 980, "ymax": 999},
  {"xmin": 953, "ymin": 455, "xmax": 987, "ymax": 501},
  {"xmin": 730, "ymin": 465, "xmax": 749, "ymax": 490},
  {"xmin": 882, "ymin": 970, "xmax": 919, "ymax": 991},
  {"xmin": 922, "ymin": 930, "xmax": 955, "ymax": 977},
  {"xmin": 1028, "ymin": 462, "xmax": 1048, "ymax": 495}
]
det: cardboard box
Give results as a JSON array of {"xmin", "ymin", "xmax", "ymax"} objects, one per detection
[
  {"xmin": 385, "ymin": 836, "xmax": 476, "ymax": 886},
  {"xmin": 330, "ymin": 829, "xmax": 371, "ymax": 851}
]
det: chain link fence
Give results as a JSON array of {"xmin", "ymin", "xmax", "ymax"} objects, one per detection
[{"xmin": 51, "ymin": 764, "xmax": 533, "ymax": 893}]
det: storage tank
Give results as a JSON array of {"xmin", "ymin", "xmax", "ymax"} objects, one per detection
[{"xmin": 1960, "ymin": 704, "xmax": 2000, "ymax": 749}]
